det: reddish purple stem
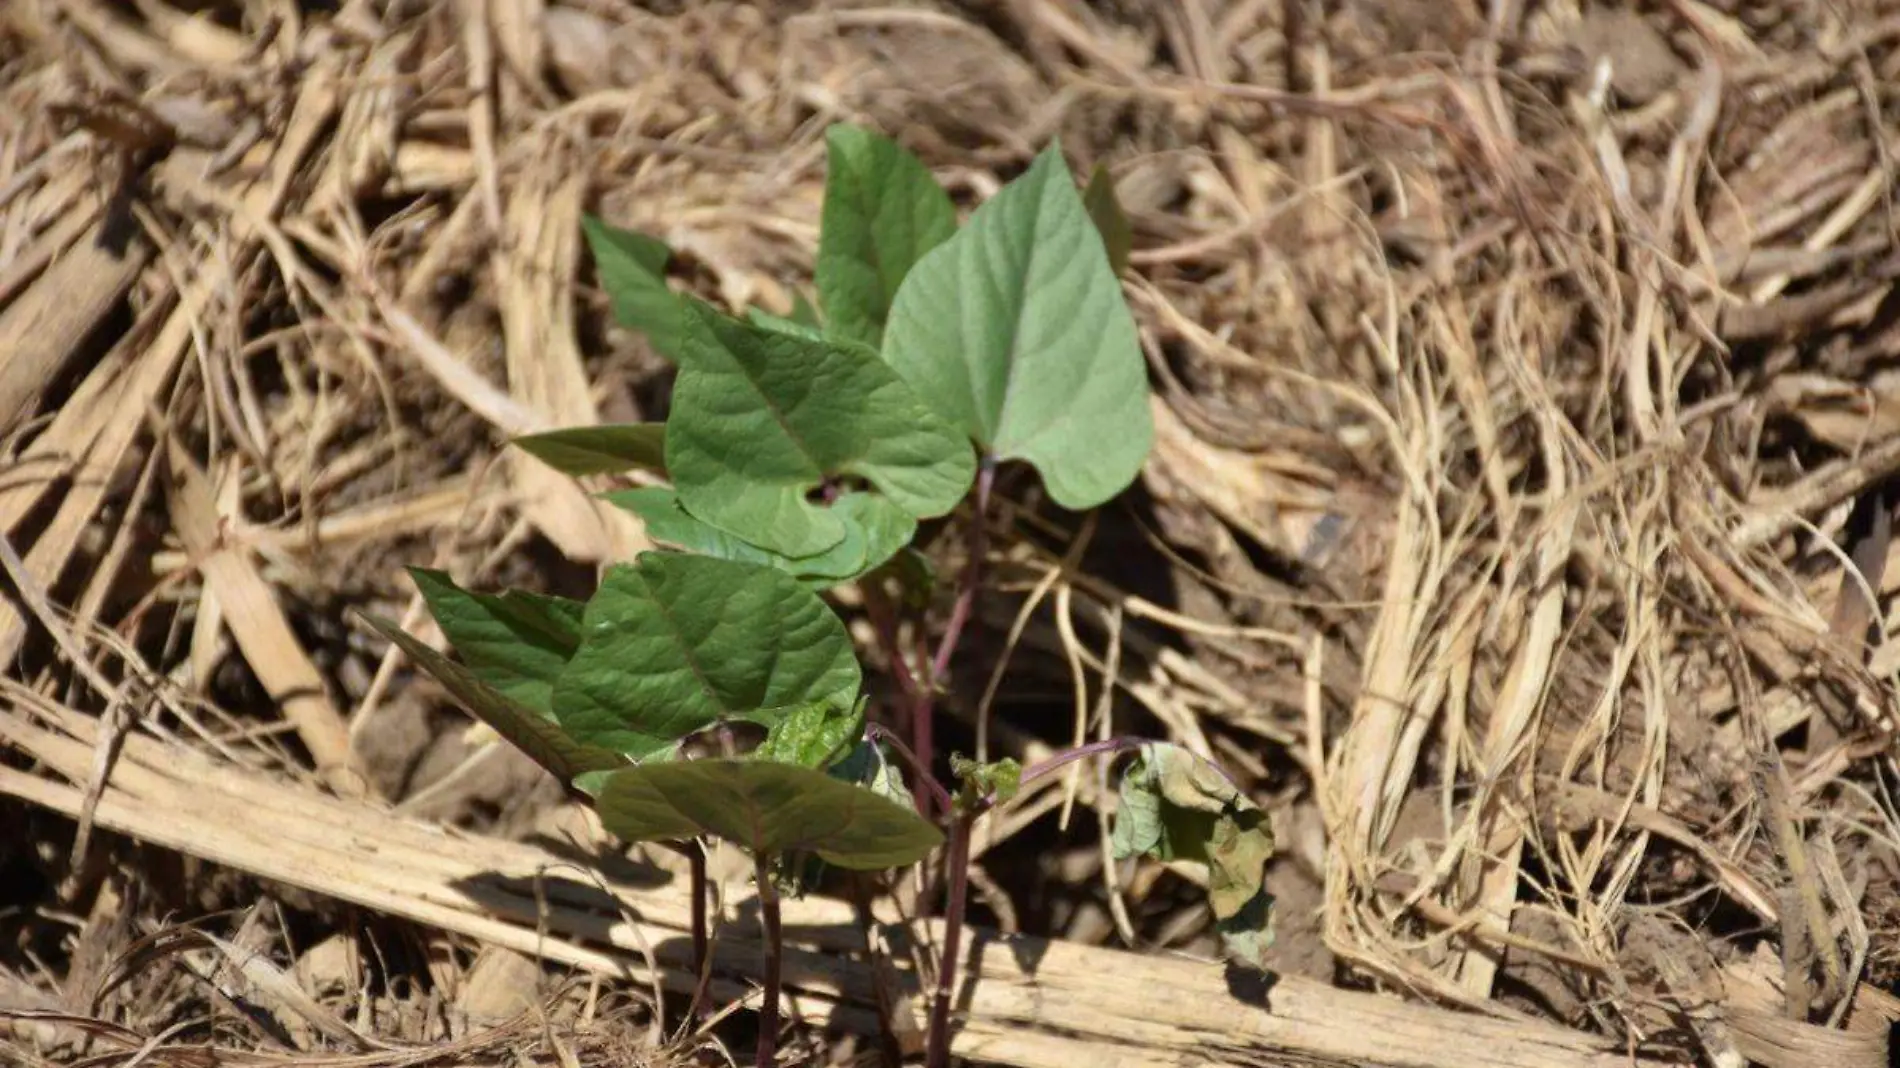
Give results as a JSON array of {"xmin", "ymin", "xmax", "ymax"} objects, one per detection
[
  {"xmin": 925, "ymin": 810, "xmax": 975, "ymax": 1068},
  {"xmin": 755, "ymin": 852, "xmax": 783, "ymax": 1068},
  {"xmin": 1019, "ymin": 736, "xmax": 1148, "ymax": 787},
  {"xmin": 930, "ymin": 462, "xmax": 995, "ymax": 681},
  {"xmin": 909, "ymin": 461, "xmax": 995, "ymax": 814}
]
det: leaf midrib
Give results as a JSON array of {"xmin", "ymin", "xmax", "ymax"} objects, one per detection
[
  {"xmin": 639, "ymin": 566, "xmax": 741, "ymax": 730},
  {"xmin": 990, "ymin": 165, "xmax": 1054, "ymax": 453},
  {"xmin": 698, "ymin": 314, "xmax": 830, "ymax": 484}
]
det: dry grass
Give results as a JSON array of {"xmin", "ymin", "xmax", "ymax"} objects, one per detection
[{"xmin": 5, "ymin": 0, "xmax": 1900, "ymax": 1065}]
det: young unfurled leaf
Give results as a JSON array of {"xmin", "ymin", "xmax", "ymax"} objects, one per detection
[
  {"xmin": 951, "ymin": 754, "xmax": 1022, "ymax": 810},
  {"xmin": 551, "ymin": 554, "xmax": 861, "ymax": 759},
  {"xmin": 408, "ymin": 567, "xmax": 584, "ymax": 716},
  {"xmin": 816, "ymin": 124, "xmax": 959, "ymax": 348},
  {"xmin": 512, "ymin": 423, "xmax": 668, "ymax": 478},
  {"xmin": 605, "ymin": 487, "xmax": 916, "ymax": 588},
  {"xmin": 581, "ymin": 215, "xmax": 686, "ymax": 362},
  {"xmin": 1109, "ymin": 742, "xmax": 1274, "ymax": 968},
  {"xmin": 596, "ymin": 758, "xmax": 942, "ymax": 869},
  {"xmin": 754, "ymin": 699, "xmax": 865, "ymax": 769},
  {"xmin": 884, "ymin": 142, "xmax": 1154, "ymax": 511},
  {"xmin": 356, "ymin": 612, "xmax": 625, "ymax": 790},
  {"xmin": 666, "ymin": 303, "xmax": 974, "ymax": 557},
  {"xmin": 1082, "ymin": 162, "xmax": 1133, "ymax": 278}
]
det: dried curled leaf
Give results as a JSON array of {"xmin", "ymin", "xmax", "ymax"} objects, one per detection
[{"xmin": 1110, "ymin": 742, "xmax": 1274, "ymax": 968}]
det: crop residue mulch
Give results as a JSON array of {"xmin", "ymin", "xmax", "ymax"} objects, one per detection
[{"xmin": 5, "ymin": 2, "xmax": 1900, "ymax": 1067}]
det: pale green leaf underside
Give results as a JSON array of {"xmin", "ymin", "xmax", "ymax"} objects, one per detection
[
  {"xmin": 605, "ymin": 487, "xmax": 914, "ymax": 587},
  {"xmin": 512, "ymin": 423, "xmax": 668, "ymax": 478},
  {"xmin": 596, "ymin": 758, "xmax": 942, "ymax": 868},
  {"xmin": 551, "ymin": 554, "xmax": 862, "ymax": 759},
  {"xmin": 357, "ymin": 612, "xmax": 625, "ymax": 790},
  {"xmin": 884, "ymin": 143, "xmax": 1154, "ymax": 510},
  {"xmin": 816, "ymin": 124, "xmax": 958, "ymax": 349},
  {"xmin": 665, "ymin": 303, "xmax": 974, "ymax": 557}
]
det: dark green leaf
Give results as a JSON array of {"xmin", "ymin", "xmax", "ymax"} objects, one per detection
[
  {"xmin": 551, "ymin": 554, "xmax": 861, "ymax": 759},
  {"xmin": 666, "ymin": 303, "xmax": 974, "ymax": 557},
  {"xmin": 1082, "ymin": 163, "xmax": 1132, "ymax": 278},
  {"xmin": 511, "ymin": 423, "xmax": 668, "ymax": 478},
  {"xmin": 884, "ymin": 142, "xmax": 1154, "ymax": 510},
  {"xmin": 816, "ymin": 124, "xmax": 959, "ymax": 348},
  {"xmin": 408, "ymin": 567, "xmax": 584, "ymax": 715},
  {"xmin": 355, "ymin": 611, "xmax": 625, "ymax": 789},
  {"xmin": 581, "ymin": 215, "xmax": 687, "ymax": 362},
  {"xmin": 596, "ymin": 758, "xmax": 942, "ymax": 868}
]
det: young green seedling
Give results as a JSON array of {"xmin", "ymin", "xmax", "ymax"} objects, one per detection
[{"xmin": 362, "ymin": 125, "xmax": 1270, "ymax": 1068}]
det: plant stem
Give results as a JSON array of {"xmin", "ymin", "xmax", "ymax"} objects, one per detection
[
  {"xmin": 863, "ymin": 585, "xmax": 924, "ymax": 703},
  {"xmin": 688, "ymin": 843, "xmax": 712, "ymax": 1019},
  {"xmin": 925, "ymin": 810, "xmax": 976, "ymax": 1068},
  {"xmin": 755, "ymin": 852, "xmax": 782, "ymax": 1068},
  {"xmin": 1019, "ymin": 736, "xmax": 1148, "ymax": 787},
  {"xmin": 864, "ymin": 722, "xmax": 953, "ymax": 815},
  {"xmin": 931, "ymin": 461, "xmax": 995, "ymax": 681},
  {"xmin": 863, "ymin": 586, "xmax": 933, "ymax": 815},
  {"xmin": 912, "ymin": 460, "xmax": 996, "ymax": 810}
]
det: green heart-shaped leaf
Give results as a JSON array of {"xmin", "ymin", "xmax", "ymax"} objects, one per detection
[
  {"xmin": 552, "ymin": 554, "xmax": 861, "ymax": 759},
  {"xmin": 596, "ymin": 758, "xmax": 942, "ymax": 868},
  {"xmin": 665, "ymin": 303, "xmax": 974, "ymax": 557},
  {"xmin": 884, "ymin": 142, "xmax": 1153, "ymax": 510},
  {"xmin": 356, "ymin": 611, "xmax": 625, "ymax": 790},
  {"xmin": 816, "ymin": 124, "xmax": 958, "ymax": 349},
  {"xmin": 512, "ymin": 423, "xmax": 668, "ymax": 478}
]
